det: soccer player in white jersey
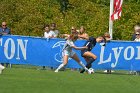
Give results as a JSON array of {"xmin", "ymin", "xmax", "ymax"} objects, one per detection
[{"xmin": 55, "ymin": 34, "xmax": 91, "ymax": 74}]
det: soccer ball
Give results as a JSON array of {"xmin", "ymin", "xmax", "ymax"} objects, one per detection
[{"xmin": 88, "ymin": 68, "xmax": 94, "ymax": 74}]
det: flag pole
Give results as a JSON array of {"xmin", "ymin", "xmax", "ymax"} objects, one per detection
[{"xmin": 109, "ymin": 0, "xmax": 114, "ymax": 39}]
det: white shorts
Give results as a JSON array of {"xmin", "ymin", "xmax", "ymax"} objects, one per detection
[{"xmin": 62, "ymin": 50, "xmax": 76, "ymax": 58}]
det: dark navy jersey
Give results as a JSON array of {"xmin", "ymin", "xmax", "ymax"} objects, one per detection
[{"xmin": 83, "ymin": 37, "xmax": 96, "ymax": 51}]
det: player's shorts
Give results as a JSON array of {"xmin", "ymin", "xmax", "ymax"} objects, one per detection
[
  {"xmin": 81, "ymin": 49, "xmax": 89, "ymax": 57},
  {"xmin": 62, "ymin": 50, "xmax": 76, "ymax": 57}
]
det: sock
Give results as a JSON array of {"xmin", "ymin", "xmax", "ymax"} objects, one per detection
[
  {"xmin": 86, "ymin": 58, "xmax": 95, "ymax": 68},
  {"xmin": 79, "ymin": 61, "xmax": 88, "ymax": 71},
  {"xmin": 80, "ymin": 58, "xmax": 95, "ymax": 73},
  {"xmin": 88, "ymin": 58, "xmax": 95, "ymax": 65},
  {"xmin": 55, "ymin": 64, "xmax": 65, "ymax": 71}
]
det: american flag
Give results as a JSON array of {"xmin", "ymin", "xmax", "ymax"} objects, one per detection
[{"xmin": 111, "ymin": 0, "xmax": 123, "ymax": 21}]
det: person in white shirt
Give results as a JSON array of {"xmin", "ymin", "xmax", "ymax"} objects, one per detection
[
  {"xmin": 134, "ymin": 31, "xmax": 140, "ymax": 75},
  {"xmin": 134, "ymin": 31, "xmax": 140, "ymax": 42},
  {"xmin": 55, "ymin": 34, "xmax": 91, "ymax": 74},
  {"xmin": 44, "ymin": 24, "xmax": 55, "ymax": 38},
  {"xmin": 43, "ymin": 24, "xmax": 55, "ymax": 70},
  {"xmin": 50, "ymin": 23, "xmax": 59, "ymax": 38},
  {"xmin": 132, "ymin": 24, "xmax": 140, "ymax": 40}
]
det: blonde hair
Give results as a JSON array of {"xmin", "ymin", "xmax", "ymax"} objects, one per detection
[{"xmin": 104, "ymin": 32, "xmax": 110, "ymax": 38}]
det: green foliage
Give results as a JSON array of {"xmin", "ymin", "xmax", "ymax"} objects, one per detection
[{"xmin": 0, "ymin": 0, "xmax": 140, "ymax": 40}]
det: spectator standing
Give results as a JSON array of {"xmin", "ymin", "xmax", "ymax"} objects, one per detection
[
  {"xmin": 44, "ymin": 24, "xmax": 55, "ymax": 38},
  {"xmin": 78, "ymin": 26, "xmax": 89, "ymax": 40},
  {"xmin": 132, "ymin": 24, "xmax": 140, "ymax": 40},
  {"xmin": 130, "ymin": 24, "xmax": 140, "ymax": 74},
  {"xmin": 70, "ymin": 26, "xmax": 77, "ymax": 34},
  {"xmin": 134, "ymin": 31, "xmax": 140, "ymax": 41},
  {"xmin": 134, "ymin": 31, "xmax": 140, "ymax": 75},
  {"xmin": 50, "ymin": 23, "xmax": 59, "ymax": 38},
  {"xmin": 0, "ymin": 22, "xmax": 11, "ymax": 35},
  {"xmin": 42, "ymin": 24, "xmax": 55, "ymax": 70},
  {"xmin": 0, "ymin": 22, "xmax": 11, "ymax": 68}
]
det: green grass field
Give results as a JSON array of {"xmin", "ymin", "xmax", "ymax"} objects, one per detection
[{"xmin": 0, "ymin": 66, "xmax": 140, "ymax": 93}]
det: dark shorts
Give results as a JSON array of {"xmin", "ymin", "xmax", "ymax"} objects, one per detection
[{"xmin": 81, "ymin": 49, "xmax": 89, "ymax": 57}]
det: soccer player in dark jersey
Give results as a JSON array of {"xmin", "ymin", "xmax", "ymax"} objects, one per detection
[{"xmin": 78, "ymin": 35, "xmax": 105, "ymax": 73}]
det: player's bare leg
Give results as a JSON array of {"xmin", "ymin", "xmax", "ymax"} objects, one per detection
[
  {"xmin": 71, "ymin": 54, "xmax": 90, "ymax": 73},
  {"xmin": 80, "ymin": 51, "xmax": 96, "ymax": 73},
  {"xmin": 55, "ymin": 55, "xmax": 68, "ymax": 72}
]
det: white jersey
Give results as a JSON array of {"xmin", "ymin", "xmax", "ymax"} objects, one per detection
[
  {"xmin": 134, "ymin": 38, "xmax": 140, "ymax": 42},
  {"xmin": 44, "ymin": 31, "xmax": 55, "ymax": 38},
  {"xmin": 50, "ymin": 30, "xmax": 59, "ymax": 38},
  {"xmin": 63, "ymin": 39, "xmax": 75, "ymax": 52},
  {"xmin": 62, "ymin": 39, "xmax": 76, "ymax": 57}
]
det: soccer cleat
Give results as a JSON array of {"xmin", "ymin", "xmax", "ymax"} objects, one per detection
[{"xmin": 87, "ymin": 69, "xmax": 92, "ymax": 74}]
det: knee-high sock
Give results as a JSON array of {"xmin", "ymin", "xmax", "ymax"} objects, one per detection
[
  {"xmin": 78, "ymin": 61, "xmax": 88, "ymax": 71},
  {"xmin": 80, "ymin": 58, "xmax": 96, "ymax": 73},
  {"xmin": 86, "ymin": 58, "xmax": 95, "ymax": 68},
  {"xmin": 55, "ymin": 64, "xmax": 65, "ymax": 71}
]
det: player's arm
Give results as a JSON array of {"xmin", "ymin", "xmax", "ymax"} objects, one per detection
[
  {"xmin": 71, "ymin": 46, "xmax": 88, "ymax": 50},
  {"xmin": 68, "ymin": 40, "xmax": 87, "ymax": 50}
]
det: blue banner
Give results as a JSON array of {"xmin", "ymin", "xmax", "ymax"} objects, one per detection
[{"xmin": 0, "ymin": 35, "xmax": 140, "ymax": 70}]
